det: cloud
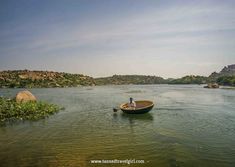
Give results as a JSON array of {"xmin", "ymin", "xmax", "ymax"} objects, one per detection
[{"xmin": 0, "ymin": 1, "xmax": 234, "ymax": 77}]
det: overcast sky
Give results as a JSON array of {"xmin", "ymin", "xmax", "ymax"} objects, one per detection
[{"xmin": 0, "ymin": 0, "xmax": 235, "ymax": 78}]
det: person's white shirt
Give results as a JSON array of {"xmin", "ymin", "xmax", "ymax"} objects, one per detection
[{"xmin": 128, "ymin": 101, "xmax": 136, "ymax": 108}]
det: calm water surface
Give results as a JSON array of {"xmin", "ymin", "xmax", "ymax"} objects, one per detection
[{"xmin": 0, "ymin": 85, "xmax": 235, "ymax": 167}]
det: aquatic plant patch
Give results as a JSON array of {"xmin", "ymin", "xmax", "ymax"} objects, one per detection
[{"xmin": 0, "ymin": 97, "xmax": 61, "ymax": 123}]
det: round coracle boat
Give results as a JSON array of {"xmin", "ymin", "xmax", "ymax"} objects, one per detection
[{"xmin": 120, "ymin": 100, "xmax": 154, "ymax": 114}]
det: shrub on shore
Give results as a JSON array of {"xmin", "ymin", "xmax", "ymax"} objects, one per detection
[{"xmin": 0, "ymin": 97, "xmax": 60, "ymax": 123}]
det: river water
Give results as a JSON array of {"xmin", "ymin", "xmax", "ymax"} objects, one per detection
[{"xmin": 0, "ymin": 85, "xmax": 235, "ymax": 167}]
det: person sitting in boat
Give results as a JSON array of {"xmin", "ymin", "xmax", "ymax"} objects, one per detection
[{"xmin": 128, "ymin": 97, "xmax": 136, "ymax": 108}]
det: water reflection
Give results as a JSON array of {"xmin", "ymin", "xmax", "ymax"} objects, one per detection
[{"xmin": 120, "ymin": 113, "xmax": 154, "ymax": 122}]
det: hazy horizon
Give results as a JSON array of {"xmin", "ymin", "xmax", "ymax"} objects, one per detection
[{"xmin": 1, "ymin": 0, "xmax": 235, "ymax": 78}]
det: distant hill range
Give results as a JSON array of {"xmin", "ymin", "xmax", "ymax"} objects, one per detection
[
  {"xmin": 95, "ymin": 64, "xmax": 235, "ymax": 86},
  {"xmin": 95, "ymin": 75, "xmax": 166, "ymax": 85},
  {"xmin": 0, "ymin": 64, "xmax": 234, "ymax": 88},
  {"xmin": 167, "ymin": 75, "xmax": 208, "ymax": 84}
]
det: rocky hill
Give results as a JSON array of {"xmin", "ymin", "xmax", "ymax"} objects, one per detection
[
  {"xmin": 209, "ymin": 64, "xmax": 235, "ymax": 79},
  {"xmin": 207, "ymin": 64, "xmax": 235, "ymax": 86},
  {"xmin": 0, "ymin": 70, "xmax": 95, "ymax": 88}
]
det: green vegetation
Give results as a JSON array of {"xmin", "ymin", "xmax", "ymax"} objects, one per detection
[
  {"xmin": 0, "ymin": 70, "xmax": 95, "ymax": 88},
  {"xmin": 217, "ymin": 76, "xmax": 235, "ymax": 86},
  {"xmin": 168, "ymin": 75, "xmax": 208, "ymax": 84},
  {"xmin": 0, "ymin": 97, "xmax": 60, "ymax": 123},
  {"xmin": 95, "ymin": 75, "xmax": 166, "ymax": 85}
]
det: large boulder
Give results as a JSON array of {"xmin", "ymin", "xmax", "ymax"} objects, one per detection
[
  {"xmin": 204, "ymin": 83, "xmax": 219, "ymax": 89},
  {"xmin": 16, "ymin": 90, "xmax": 37, "ymax": 103}
]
